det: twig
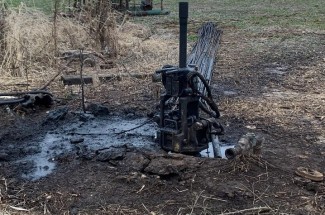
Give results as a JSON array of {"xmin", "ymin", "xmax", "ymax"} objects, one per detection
[
  {"xmin": 189, "ymin": 191, "xmax": 204, "ymax": 215},
  {"xmin": 118, "ymin": 14, "xmax": 128, "ymax": 31},
  {"xmin": 201, "ymin": 195, "xmax": 227, "ymax": 202},
  {"xmin": 175, "ymin": 187, "xmax": 188, "ymax": 193},
  {"xmin": 219, "ymin": 206, "xmax": 271, "ymax": 215},
  {"xmin": 240, "ymin": 183, "xmax": 271, "ymax": 208},
  {"xmin": 24, "ymin": 64, "xmax": 29, "ymax": 91},
  {"xmin": 8, "ymin": 205, "xmax": 29, "ymax": 212},
  {"xmin": 39, "ymin": 70, "xmax": 61, "ymax": 90},
  {"xmin": 136, "ymin": 185, "xmax": 145, "ymax": 193},
  {"xmin": 115, "ymin": 119, "xmax": 153, "ymax": 135},
  {"xmin": 67, "ymin": 132, "xmax": 108, "ymax": 136},
  {"xmin": 53, "ymin": 0, "xmax": 59, "ymax": 59},
  {"xmin": 141, "ymin": 203, "xmax": 151, "ymax": 214},
  {"xmin": 79, "ymin": 49, "xmax": 86, "ymax": 113}
]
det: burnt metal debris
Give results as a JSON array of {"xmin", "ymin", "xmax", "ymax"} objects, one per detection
[
  {"xmin": 225, "ymin": 133, "xmax": 265, "ymax": 159},
  {"xmin": 0, "ymin": 90, "xmax": 53, "ymax": 108},
  {"xmin": 152, "ymin": 2, "xmax": 223, "ymax": 154}
]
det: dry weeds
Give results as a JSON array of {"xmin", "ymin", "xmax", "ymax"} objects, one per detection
[{"xmin": 0, "ymin": 3, "xmax": 178, "ymax": 95}]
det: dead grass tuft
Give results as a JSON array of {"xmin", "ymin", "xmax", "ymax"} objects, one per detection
[
  {"xmin": 0, "ymin": 4, "xmax": 94, "ymax": 77},
  {"xmin": 117, "ymin": 21, "xmax": 178, "ymax": 73},
  {"xmin": 0, "ymin": 2, "xmax": 119, "ymax": 77}
]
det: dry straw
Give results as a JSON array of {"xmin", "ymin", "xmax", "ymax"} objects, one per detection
[
  {"xmin": 0, "ymin": 2, "xmax": 178, "ymax": 90},
  {"xmin": 0, "ymin": 2, "xmax": 114, "ymax": 77}
]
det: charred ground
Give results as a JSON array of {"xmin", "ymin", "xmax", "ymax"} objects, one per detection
[{"xmin": 0, "ymin": 0, "xmax": 325, "ymax": 214}]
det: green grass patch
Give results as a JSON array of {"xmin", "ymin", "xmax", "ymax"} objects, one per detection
[
  {"xmin": 4, "ymin": 0, "xmax": 325, "ymax": 31},
  {"xmin": 188, "ymin": 34, "xmax": 198, "ymax": 42},
  {"xmin": 159, "ymin": 0, "xmax": 325, "ymax": 31},
  {"xmin": 4, "ymin": 0, "xmax": 70, "ymax": 13}
]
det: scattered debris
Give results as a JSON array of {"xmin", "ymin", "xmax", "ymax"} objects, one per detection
[
  {"xmin": 144, "ymin": 155, "xmax": 200, "ymax": 176},
  {"xmin": 0, "ymin": 90, "xmax": 53, "ymax": 107},
  {"xmin": 61, "ymin": 73, "xmax": 151, "ymax": 86},
  {"xmin": 70, "ymin": 137, "xmax": 84, "ymax": 144},
  {"xmin": 61, "ymin": 75, "xmax": 93, "ymax": 86},
  {"xmin": 78, "ymin": 112, "xmax": 95, "ymax": 122},
  {"xmin": 225, "ymin": 133, "xmax": 264, "ymax": 159},
  {"xmin": 122, "ymin": 152, "xmax": 150, "ymax": 171},
  {"xmin": 45, "ymin": 107, "xmax": 69, "ymax": 121},
  {"xmin": 96, "ymin": 147, "xmax": 126, "ymax": 162},
  {"xmin": 86, "ymin": 103, "xmax": 109, "ymax": 116},
  {"xmin": 295, "ymin": 167, "xmax": 324, "ymax": 182}
]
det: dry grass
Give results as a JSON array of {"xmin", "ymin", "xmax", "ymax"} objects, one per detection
[
  {"xmin": 117, "ymin": 21, "xmax": 178, "ymax": 72},
  {"xmin": 0, "ymin": 3, "xmax": 178, "ymax": 93},
  {"xmin": 0, "ymin": 4, "xmax": 96, "ymax": 77}
]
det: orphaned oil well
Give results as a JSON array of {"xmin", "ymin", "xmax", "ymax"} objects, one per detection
[
  {"xmin": 16, "ymin": 2, "xmax": 237, "ymax": 181},
  {"xmin": 17, "ymin": 113, "xmax": 234, "ymax": 181}
]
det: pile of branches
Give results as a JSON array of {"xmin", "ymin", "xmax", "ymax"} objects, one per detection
[{"xmin": 187, "ymin": 22, "xmax": 222, "ymax": 93}]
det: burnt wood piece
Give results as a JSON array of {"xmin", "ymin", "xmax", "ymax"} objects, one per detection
[
  {"xmin": 61, "ymin": 73, "xmax": 151, "ymax": 85},
  {"xmin": 61, "ymin": 75, "xmax": 93, "ymax": 86}
]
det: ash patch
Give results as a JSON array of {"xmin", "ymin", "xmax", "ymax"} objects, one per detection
[{"xmin": 16, "ymin": 116, "xmax": 158, "ymax": 181}]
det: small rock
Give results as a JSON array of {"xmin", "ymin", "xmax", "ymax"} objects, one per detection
[
  {"xmin": 306, "ymin": 182, "xmax": 319, "ymax": 192},
  {"xmin": 84, "ymin": 57, "xmax": 96, "ymax": 67},
  {"xmin": 46, "ymin": 107, "xmax": 69, "ymax": 121},
  {"xmin": 122, "ymin": 152, "xmax": 150, "ymax": 171},
  {"xmin": 223, "ymin": 90, "xmax": 238, "ymax": 96},
  {"xmin": 214, "ymin": 180, "xmax": 246, "ymax": 199},
  {"xmin": 294, "ymin": 176, "xmax": 311, "ymax": 186},
  {"xmin": 70, "ymin": 137, "xmax": 84, "ymax": 144},
  {"xmin": 123, "ymin": 107, "xmax": 136, "ymax": 116},
  {"xmin": 79, "ymin": 113, "xmax": 95, "ymax": 122},
  {"xmin": 226, "ymin": 191, "xmax": 235, "ymax": 198},
  {"xmin": 144, "ymin": 157, "xmax": 187, "ymax": 176},
  {"xmin": 22, "ymin": 146, "xmax": 40, "ymax": 155},
  {"xmin": 96, "ymin": 148, "xmax": 126, "ymax": 162},
  {"xmin": 126, "ymin": 113, "xmax": 135, "ymax": 117},
  {"xmin": 86, "ymin": 103, "xmax": 109, "ymax": 116},
  {"xmin": 0, "ymin": 152, "xmax": 9, "ymax": 161}
]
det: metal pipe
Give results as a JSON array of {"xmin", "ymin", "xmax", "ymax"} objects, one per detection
[
  {"xmin": 225, "ymin": 133, "xmax": 264, "ymax": 159},
  {"xmin": 179, "ymin": 2, "xmax": 188, "ymax": 68},
  {"xmin": 0, "ymin": 90, "xmax": 52, "ymax": 97},
  {"xmin": 0, "ymin": 98, "xmax": 26, "ymax": 106}
]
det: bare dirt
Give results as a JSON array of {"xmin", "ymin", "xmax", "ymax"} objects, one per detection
[{"xmin": 1, "ymin": 11, "xmax": 325, "ymax": 215}]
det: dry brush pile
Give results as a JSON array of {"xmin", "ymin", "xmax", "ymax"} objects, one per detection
[
  {"xmin": 0, "ymin": 1, "xmax": 115, "ymax": 77},
  {"xmin": 0, "ymin": 1, "xmax": 178, "ymax": 91}
]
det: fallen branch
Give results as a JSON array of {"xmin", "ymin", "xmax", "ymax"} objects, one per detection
[
  {"xmin": 67, "ymin": 132, "xmax": 109, "ymax": 136},
  {"xmin": 39, "ymin": 70, "xmax": 61, "ymax": 90},
  {"xmin": 61, "ymin": 72, "xmax": 151, "ymax": 86},
  {"xmin": 136, "ymin": 185, "xmax": 145, "ymax": 193},
  {"xmin": 8, "ymin": 205, "xmax": 29, "ymax": 212},
  {"xmin": 118, "ymin": 14, "xmax": 128, "ymax": 31},
  {"xmin": 59, "ymin": 50, "xmax": 106, "ymax": 61},
  {"xmin": 79, "ymin": 49, "xmax": 86, "ymax": 113},
  {"xmin": 114, "ymin": 119, "xmax": 153, "ymax": 135}
]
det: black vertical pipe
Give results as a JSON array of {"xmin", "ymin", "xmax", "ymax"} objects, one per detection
[{"xmin": 179, "ymin": 2, "xmax": 188, "ymax": 68}]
